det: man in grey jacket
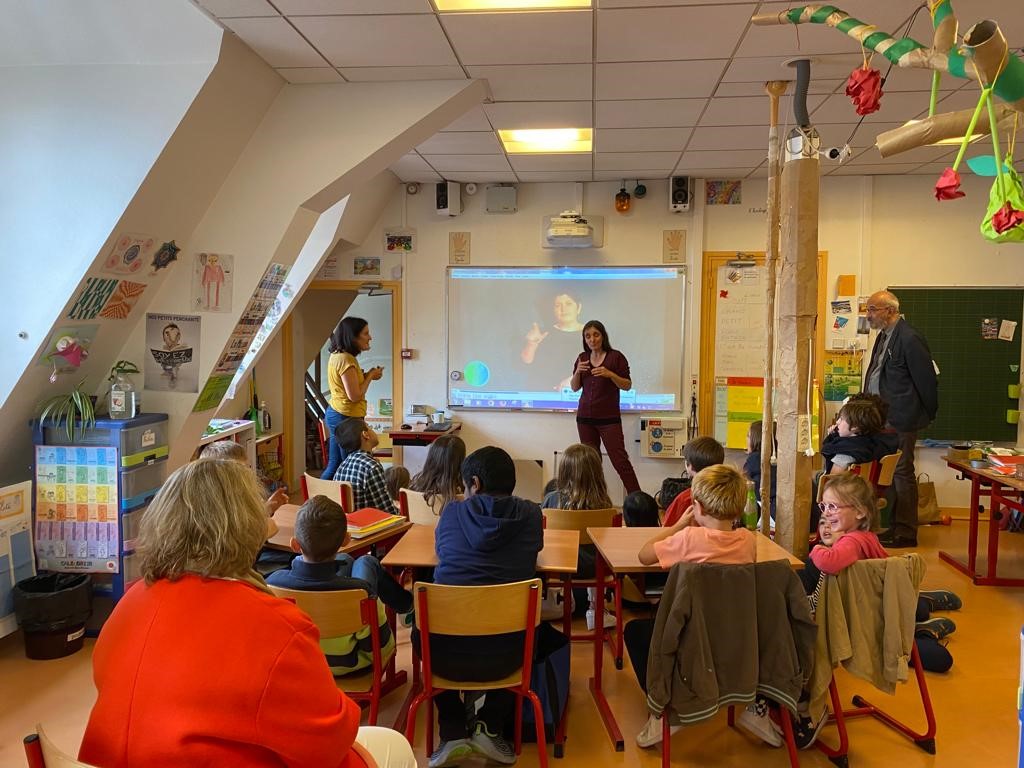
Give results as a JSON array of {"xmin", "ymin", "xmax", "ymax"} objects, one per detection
[{"xmin": 864, "ymin": 290, "xmax": 939, "ymax": 548}]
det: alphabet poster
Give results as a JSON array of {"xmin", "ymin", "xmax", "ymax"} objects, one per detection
[
  {"xmin": 191, "ymin": 252, "xmax": 234, "ymax": 312},
  {"xmin": 145, "ymin": 313, "xmax": 200, "ymax": 392}
]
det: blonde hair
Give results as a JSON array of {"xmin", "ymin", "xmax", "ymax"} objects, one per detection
[
  {"xmin": 823, "ymin": 473, "xmax": 877, "ymax": 530},
  {"xmin": 554, "ymin": 444, "xmax": 613, "ymax": 510},
  {"xmin": 137, "ymin": 459, "xmax": 268, "ymax": 585},
  {"xmin": 691, "ymin": 464, "xmax": 746, "ymax": 521},
  {"xmin": 200, "ymin": 440, "xmax": 247, "ymax": 463}
]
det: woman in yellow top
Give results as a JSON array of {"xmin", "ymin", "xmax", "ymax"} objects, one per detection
[{"xmin": 321, "ymin": 316, "xmax": 383, "ymax": 479}]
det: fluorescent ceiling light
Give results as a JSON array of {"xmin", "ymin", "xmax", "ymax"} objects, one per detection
[
  {"xmin": 901, "ymin": 119, "xmax": 984, "ymax": 146},
  {"xmin": 499, "ymin": 128, "xmax": 592, "ymax": 153},
  {"xmin": 436, "ymin": 1, "xmax": 591, "ymax": 11}
]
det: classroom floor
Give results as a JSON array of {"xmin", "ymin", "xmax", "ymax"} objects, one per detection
[{"xmin": 1, "ymin": 522, "xmax": 1021, "ymax": 767}]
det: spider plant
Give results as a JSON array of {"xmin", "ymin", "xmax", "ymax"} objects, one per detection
[{"xmin": 38, "ymin": 380, "xmax": 97, "ymax": 442}]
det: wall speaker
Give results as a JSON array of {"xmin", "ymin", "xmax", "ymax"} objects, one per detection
[
  {"xmin": 669, "ymin": 175, "xmax": 693, "ymax": 213},
  {"xmin": 436, "ymin": 181, "xmax": 461, "ymax": 217}
]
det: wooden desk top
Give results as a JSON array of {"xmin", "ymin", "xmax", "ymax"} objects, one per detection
[
  {"xmin": 587, "ymin": 526, "xmax": 803, "ymax": 573},
  {"xmin": 388, "ymin": 423, "xmax": 461, "ymax": 445},
  {"xmin": 266, "ymin": 503, "xmax": 412, "ymax": 553},
  {"xmin": 945, "ymin": 456, "xmax": 1024, "ymax": 490},
  {"xmin": 381, "ymin": 525, "xmax": 580, "ymax": 574}
]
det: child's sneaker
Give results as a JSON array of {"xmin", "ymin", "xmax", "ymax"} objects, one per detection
[
  {"xmin": 585, "ymin": 608, "xmax": 616, "ymax": 631},
  {"xmin": 736, "ymin": 698, "xmax": 783, "ymax": 747},
  {"xmin": 915, "ymin": 616, "xmax": 957, "ymax": 641},
  {"xmin": 470, "ymin": 722, "xmax": 516, "ymax": 765},
  {"xmin": 919, "ymin": 589, "xmax": 962, "ymax": 611},
  {"xmin": 429, "ymin": 738, "xmax": 473, "ymax": 768},
  {"xmin": 793, "ymin": 712, "xmax": 827, "ymax": 749},
  {"xmin": 635, "ymin": 714, "xmax": 682, "ymax": 748}
]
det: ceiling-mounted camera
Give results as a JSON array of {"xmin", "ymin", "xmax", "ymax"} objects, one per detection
[{"xmin": 824, "ymin": 144, "xmax": 852, "ymax": 162}]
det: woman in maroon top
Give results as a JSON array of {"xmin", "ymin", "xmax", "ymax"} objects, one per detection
[{"xmin": 570, "ymin": 320, "xmax": 640, "ymax": 494}]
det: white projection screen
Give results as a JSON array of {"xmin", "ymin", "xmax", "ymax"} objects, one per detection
[{"xmin": 446, "ymin": 266, "xmax": 685, "ymax": 412}]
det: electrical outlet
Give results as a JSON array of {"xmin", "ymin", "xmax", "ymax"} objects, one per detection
[{"xmin": 797, "ymin": 415, "xmax": 812, "ymax": 454}]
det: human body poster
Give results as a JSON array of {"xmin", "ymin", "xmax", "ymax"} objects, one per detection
[
  {"xmin": 145, "ymin": 313, "xmax": 200, "ymax": 392},
  {"xmin": 191, "ymin": 253, "xmax": 234, "ymax": 312},
  {"xmin": 35, "ymin": 448, "xmax": 119, "ymax": 574}
]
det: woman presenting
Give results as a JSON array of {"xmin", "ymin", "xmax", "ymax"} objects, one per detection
[
  {"xmin": 322, "ymin": 316, "xmax": 383, "ymax": 479},
  {"xmin": 571, "ymin": 320, "xmax": 640, "ymax": 495}
]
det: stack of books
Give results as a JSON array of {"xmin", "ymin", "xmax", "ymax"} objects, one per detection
[
  {"xmin": 984, "ymin": 454, "xmax": 1024, "ymax": 477},
  {"xmin": 346, "ymin": 507, "xmax": 405, "ymax": 539}
]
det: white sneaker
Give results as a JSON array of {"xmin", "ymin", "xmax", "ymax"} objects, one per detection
[
  {"xmin": 737, "ymin": 701, "xmax": 783, "ymax": 747},
  {"xmin": 585, "ymin": 608, "xmax": 616, "ymax": 631},
  {"xmin": 636, "ymin": 714, "xmax": 682, "ymax": 748}
]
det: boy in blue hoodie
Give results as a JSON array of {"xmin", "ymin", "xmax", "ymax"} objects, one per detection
[{"xmin": 425, "ymin": 446, "xmax": 543, "ymax": 768}]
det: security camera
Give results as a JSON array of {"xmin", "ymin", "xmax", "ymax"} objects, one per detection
[{"xmin": 824, "ymin": 144, "xmax": 852, "ymax": 162}]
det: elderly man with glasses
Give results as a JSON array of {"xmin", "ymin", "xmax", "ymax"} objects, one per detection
[{"xmin": 862, "ymin": 290, "xmax": 939, "ymax": 548}]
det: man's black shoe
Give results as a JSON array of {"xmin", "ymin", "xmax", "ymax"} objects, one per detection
[{"xmin": 878, "ymin": 529, "xmax": 918, "ymax": 548}]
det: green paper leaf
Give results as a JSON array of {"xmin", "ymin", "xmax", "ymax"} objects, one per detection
[{"xmin": 966, "ymin": 155, "xmax": 1011, "ymax": 176}]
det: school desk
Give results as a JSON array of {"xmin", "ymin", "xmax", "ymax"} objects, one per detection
[
  {"xmin": 586, "ymin": 526, "xmax": 803, "ymax": 751},
  {"xmin": 266, "ymin": 504, "xmax": 412, "ymax": 556},
  {"xmin": 940, "ymin": 457, "xmax": 1024, "ymax": 587},
  {"xmin": 382, "ymin": 524, "xmax": 579, "ymax": 755}
]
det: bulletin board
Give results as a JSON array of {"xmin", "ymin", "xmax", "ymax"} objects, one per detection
[
  {"xmin": 890, "ymin": 287, "xmax": 1024, "ymax": 442},
  {"xmin": 699, "ymin": 252, "xmax": 828, "ymax": 448}
]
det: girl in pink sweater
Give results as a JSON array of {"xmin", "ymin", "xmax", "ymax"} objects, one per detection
[{"xmin": 810, "ymin": 473, "xmax": 887, "ymax": 574}]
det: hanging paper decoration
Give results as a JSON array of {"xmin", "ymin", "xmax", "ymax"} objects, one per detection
[
  {"xmin": 981, "ymin": 165, "xmax": 1024, "ymax": 242},
  {"xmin": 993, "ymin": 201, "xmax": 1024, "ymax": 233},
  {"xmin": 845, "ymin": 66, "xmax": 883, "ymax": 116},
  {"xmin": 934, "ymin": 168, "xmax": 965, "ymax": 200}
]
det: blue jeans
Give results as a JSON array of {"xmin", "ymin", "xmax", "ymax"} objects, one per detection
[
  {"xmin": 336, "ymin": 553, "xmax": 413, "ymax": 614},
  {"xmin": 321, "ymin": 407, "xmax": 348, "ymax": 479}
]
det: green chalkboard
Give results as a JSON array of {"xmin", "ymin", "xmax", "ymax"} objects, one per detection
[{"xmin": 891, "ymin": 287, "xmax": 1024, "ymax": 442}]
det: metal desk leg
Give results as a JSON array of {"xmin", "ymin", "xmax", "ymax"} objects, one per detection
[{"xmin": 588, "ymin": 552, "xmax": 623, "ymax": 751}]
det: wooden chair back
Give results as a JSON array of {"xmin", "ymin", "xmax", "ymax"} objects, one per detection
[
  {"xmin": 399, "ymin": 488, "xmax": 440, "ymax": 526},
  {"xmin": 268, "ymin": 585, "xmax": 373, "ymax": 636},
  {"xmin": 302, "ymin": 472, "xmax": 355, "ymax": 513},
  {"xmin": 542, "ymin": 507, "xmax": 621, "ymax": 546},
  {"xmin": 412, "ymin": 579, "xmax": 542, "ymax": 637},
  {"xmin": 875, "ymin": 451, "xmax": 902, "ymax": 488},
  {"xmin": 23, "ymin": 725, "xmax": 98, "ymax": 768}
]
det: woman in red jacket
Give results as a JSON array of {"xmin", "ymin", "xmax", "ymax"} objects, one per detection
[{"xmin": 78, "ymin": 458, "xmax": 411, "ymax": 768}]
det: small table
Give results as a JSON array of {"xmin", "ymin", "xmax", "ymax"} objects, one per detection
[
  {"xmin": 266, "ymin": 504, "xmax": 412, "ymax": 556},
  {"xmin": 940, "ymin": 457, "xmax": 1024, "ymax": 587},
  {"xmin": 586, "ymin": 526, "xmax": 803, "ymax": 751},
  {"xmin": 388, "ymin": 422, "xmax": 461, "ymax": 448}
]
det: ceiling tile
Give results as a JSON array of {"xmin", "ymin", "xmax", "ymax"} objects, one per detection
[
  {"xmin": 222, "ymin": 17, "xmax": 326, "ymax": 67},
  {"xmin": 676, "ymin": 149, "xmax": 767, "ymax": 169},
  {"xmin": 812, "ymin": 122, "xmax": 906, "ymax": 149},
  {"xmin": 596, "ymin": 60, "xmax": 728, "ymax": 100},
  {"xmin": 812, "ymin": 93, "xmax": 926, "ymax": 124},
  {"xmin": 417, "ymin": 131, "xmax": 502, "ymax": 154},
  {"xmin": 596, "ymin": 98, "xmax": 706, "ymax": 128},
  {"xmin": 849, "ymin": 143, "xmax": 954, "ymax": 165},
  {"xmin": 198, "ymin": 0, "xmax": 278, "ymax": 17},
  {"xmin": 688, "ymin": 125, "xmax": 771, "ymax": 151},
  {"xmin": 595, "ymin": 152, "xmax": 680, "ymax": 170},
  {"xmin": 292, "ymin": 15, "xmax": 457, "ymax": 67},
  {"xmin": 828, "ymin": 163, "xmax": 924, "ymax": 176},
  {"xmin": 517, "ymin": 171, "xmax": 594, "ymax": 182},
  {"xmin": 678, "ymin": 167, "xmax": 756, "ymax": 178},
  {"xmin": 597, "ymin": 0, "xmax": 754, "ymax": 6},
  {"xmin": 595, "ymin": 127, "xmax": 691, "ymax": 152},
  {"xmin": 699, "ymin": 95, "xmax": 823, "ymax": 126},
  {"xmin": 275, "ymin": 0, "xmax": 431, "ymax": 13},
  {"xmin": 445, "ymin": 171, "xmax": 519, "ymax": 183},
  {"xmin": 879, "ymin": 66, "xmax": 963, "ymax": 93},
  {"xmin": 389, "ymin": 154, "xmax": 442, "ymax": 182},
  {"xmin": 441, "ymin": 106, "xmax": 493, "ymax": 132},
  {"xmin": 507, "ymin": 154, "xmax": 593, "ymax": 172},
  {"xmin": 932, "ymin": 88, "xmax": 996, "ymax": 114},
  {"xmin": 441, "ymin": 10, "xmax": 592, "ymax": 66},
  {"xmin": 466, "ymin": 64, "xmax": 592, "ymax": 102},
  {"xmin": 738, "ymin": 1, "xmax": 915, "ymax": 58},
  {"xmin": 276, "ymin": 67, "xmax": 343, "ymax": 83},
  {"xmin": 722, "ymin": 53, "xmax": 861, "ymax": 82},
  {"xmin": 746, "ymin": 163, "xmax": 769, "ymax": 178},
  {"xmin": 339, "ymin": 65, "xmax": 466, "ymax": 81},
  {"xmin": 596, "ymin": 4, "xmax": 755, "ymax": 62},
  {"xmin": 715, "ymin": 79, "xmax": 839, "ymax": 97},
  {"xmin": 960, "ymin": 1, "xmax": 1024, "ymax": 47},
  {"xmin": 484, "ymin": 101, "xmax": 592, "ymax": 129},
  {"xmin": 593, "ymin": 169, "xmax": 672, "ymax": 180},
  {"xmin": 423, "ymin": 154, "xmax": 514, "ymax": 173}
]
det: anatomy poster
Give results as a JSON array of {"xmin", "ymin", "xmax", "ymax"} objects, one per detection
[
  {"xmin": 191, "ymin": 252, "xmax": 234, "ymax": 312},
  {"xmin": 145, "ymin": 313, "xmax": 200, "ymax": 392}
]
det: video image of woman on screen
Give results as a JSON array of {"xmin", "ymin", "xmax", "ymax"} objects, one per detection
[
  {"xmin": 520, "ymin": 289, "xmax": 586, "ymax": 390},
  {"xmin": 571, "ymin": 320, "xmax": 640, "ymax": 495}
]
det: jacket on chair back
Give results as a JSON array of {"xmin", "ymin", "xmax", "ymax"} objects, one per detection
[{"xmin": 645, "ymin": 561, "xmax": 816, "ymax": 725}]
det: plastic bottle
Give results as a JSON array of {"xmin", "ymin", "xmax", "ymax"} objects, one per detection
[
  {"xmin": 109, "ymin": 370, "xmax": 139, "ymax": 419},
  {"xmin": 260, "ymin": 401, "xmax": 272, "ymax": 431},
  {"xmin": 742, "ymin": 480, "xmax": 758, "ymax": 531}
]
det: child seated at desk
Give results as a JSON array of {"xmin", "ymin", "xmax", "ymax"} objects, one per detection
[
  {"xmin": 199, "ymin": 439, "xmax": 287, "ymax": 539},
  {"xmin": 660, "ymin": 436, "xmax": 725, "ymax": 527},
  {"xmin": 628, "ymin": 464, "xmax": 756, "ymax": 748},
  {"xmin": 266, "ymin": 495, "xmax": 413, "ymax": 675},
  {"xmin": 385, "ymin": 464, "xmax": 411, "ymax": 508},
  {"xmin": 408, "ymin": 434, "xmax": 467, "ymax": 515},
  {"xmin": 333, "ymin": 418, "xmax": 398, "ymax": 515},
  {"xmin": 423, "ymin": 446, "xmax": 543, "ymax": 768}
]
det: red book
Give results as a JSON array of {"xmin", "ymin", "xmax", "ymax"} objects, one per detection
[{"xmin": 986, "ymin": 454, "xmax": 1024, "ymax": 467}]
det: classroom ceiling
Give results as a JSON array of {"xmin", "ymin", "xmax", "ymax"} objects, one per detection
[{"xmin": 194, "ymin": 0, "xmax": 1024, "ymax": 182}]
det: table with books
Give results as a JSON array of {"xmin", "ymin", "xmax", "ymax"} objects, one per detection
[
  {"xmin": 942, "ymin": 455, "xmax": 1024, "ymax": 587},
  {"xmin": 265, "ymin": 504, "xmax": 411, "ymax": 556}
]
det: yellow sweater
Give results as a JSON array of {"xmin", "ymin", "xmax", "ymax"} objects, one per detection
[{"xmin": 327, "ymin": 352, "xmax": 366, "ymax": 416}]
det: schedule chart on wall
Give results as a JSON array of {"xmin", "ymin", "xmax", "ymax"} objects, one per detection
[{"xmin": 34, "ymin": 445, "xmax": 120, "ymax": 573}]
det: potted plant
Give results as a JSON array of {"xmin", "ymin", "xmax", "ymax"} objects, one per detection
[{"xmin": 38, "ymin": 380, "xmax": 97, "ymax": 442}]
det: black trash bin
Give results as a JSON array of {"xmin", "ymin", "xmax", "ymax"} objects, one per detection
[{"xmin": 13, "ymin": 573, "xmax": 92, "ymax": 659}]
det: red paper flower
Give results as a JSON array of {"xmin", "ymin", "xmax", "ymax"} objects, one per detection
[
  {"xmin": 993, "ymin": 201, "xmax": 1024, "ymax": 233},
  {"xmin": 934, "ymin": 168, "xmax": 965, "ymax": 201},
  {"xmin": 845, "ymin": 67, "xmax": 883, "ymax": 116}
]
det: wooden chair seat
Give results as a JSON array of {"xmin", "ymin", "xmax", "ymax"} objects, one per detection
[{"xmin": 24, "ymin": 725, "xmax": 98, "ymax": 768}]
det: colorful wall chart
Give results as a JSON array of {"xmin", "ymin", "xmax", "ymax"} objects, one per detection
[{"xmin": 34, "ymin": 446, "xmax": 120, "ymax": 573}]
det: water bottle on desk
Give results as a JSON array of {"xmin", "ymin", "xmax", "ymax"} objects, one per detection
[{"xmin": 742, "ymin": 480, "xmax": 758, "ymax": 531}]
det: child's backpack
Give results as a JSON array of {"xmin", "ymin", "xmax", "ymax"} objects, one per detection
[
  {"xmin": 506, "ymin": 622, "xmax": 570, "ymax": 743},
  {"xmin": 657, "ymin": 475, "xmax": 691, "ymax": 510}
]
